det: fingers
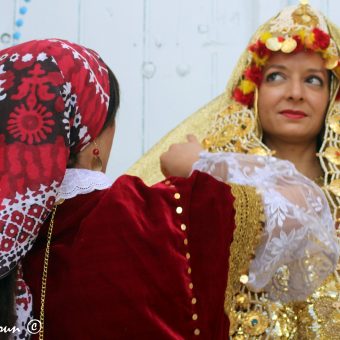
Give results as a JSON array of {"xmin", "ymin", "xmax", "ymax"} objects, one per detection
[
  {"xmin": 159, "ymin": 152, "xmax": 170, "ymax": 178},
  {"xmin": 186, "ymin": 134, "xmax": 199, "ymax": 143},
  {"xmin": 160, "ymin": 163, "xmax": 169, "ymax": 178}
]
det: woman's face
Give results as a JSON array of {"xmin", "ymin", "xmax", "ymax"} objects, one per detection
[{"xmin": 258, "ymin": 51, "xmax": 329, "ymax": 146}]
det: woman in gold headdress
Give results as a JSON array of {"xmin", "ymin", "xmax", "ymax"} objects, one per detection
[{"xmin": 130, "ymin": 1, "xmax": 340, "ymax": 338}]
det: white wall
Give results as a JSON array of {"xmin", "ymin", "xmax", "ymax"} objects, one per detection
[{"xmin": 1, "ymin": 0, "xmax": 339, "ymax": 180}]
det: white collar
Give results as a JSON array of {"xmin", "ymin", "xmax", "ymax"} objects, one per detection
[{"xmin": 57, "ymin": 168, "xmax": 112, "ymax": 201}]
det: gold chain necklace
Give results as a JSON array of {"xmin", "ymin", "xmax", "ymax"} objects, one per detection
[{"xmin": 39, "ymin": 199, "xmax": 64, "ymax": 340}]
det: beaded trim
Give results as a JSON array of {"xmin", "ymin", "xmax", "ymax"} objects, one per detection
[{"xmin": 224, "ymin": 184, "xmax": 265, "ymax": 336}]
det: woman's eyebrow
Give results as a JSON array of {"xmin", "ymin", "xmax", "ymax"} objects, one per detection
[
  {"xmin": 305, "ymin": 68, "xmax": 327, "ymax": 74},
  {"xmin": 264, "ymin": 65, "xmax": 326, "ymax": 75},
  {"xmin": 263, "ymin": 64, "xmax": 286, "ymax": 72}
]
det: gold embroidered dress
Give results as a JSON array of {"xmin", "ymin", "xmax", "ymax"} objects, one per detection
[{"xmin": 128, "ymin": 1, "xmax": 340, "ymax": 338}]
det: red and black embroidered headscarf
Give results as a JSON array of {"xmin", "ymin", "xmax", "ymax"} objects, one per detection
[{"xmin": 0, "ymin": 39, "xmax": 111, "ymax": 277}]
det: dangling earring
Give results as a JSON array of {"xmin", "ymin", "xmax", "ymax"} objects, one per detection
[{"xmin": 91, "ymin": 141, "xmax": 103, "ymax": 171}]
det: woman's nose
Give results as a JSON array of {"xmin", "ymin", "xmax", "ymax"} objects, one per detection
[{"xmin": 287, "ymin": 79, "xmax": 304, "ymax": 101}]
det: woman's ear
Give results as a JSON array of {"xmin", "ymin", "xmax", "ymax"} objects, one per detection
[{"xmin": 92, "ymin": 124, "xmax": 116, "ymax": 172}]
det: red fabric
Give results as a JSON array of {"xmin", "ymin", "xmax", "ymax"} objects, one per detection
[
  {"xmin": 23, "ymin": 171, "xmax": 236, "ymax": 339},
  {"xmin": 0, "ymin": 39, "xmax": 110, "ymax": 286},
  {"xmin": 0, "ymin": 39, "xmax": 110, "ymax": 202}
]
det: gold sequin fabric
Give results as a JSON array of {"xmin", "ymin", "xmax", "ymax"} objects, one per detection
[
  {"xmin": 226, "ymin": 184, "xmax": 299, "ymax": 339},
  {"xmin": 224, "ymin": 184, "xmax": 264, "ymax": 316},
  {"xmin": 293, "ymin": 269, "xmax": 340, "ymax": 340}
]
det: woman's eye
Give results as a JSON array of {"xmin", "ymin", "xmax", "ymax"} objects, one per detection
[
  {"xmin": 265, "ymin": 72, "xmax": 284, "ymax": 82},
  {"xmin": 306, "ymin": 76, "xmax": 323, "ymax": 86}
]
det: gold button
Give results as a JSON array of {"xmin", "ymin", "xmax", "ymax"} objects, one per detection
[
  {"xmin": 191, "ymin": 297, "xmax": 197, "ymax": 305},
  {"xmin": 192, "ymin": 313, "xmax": 198, "ymax": 321},
  {"xmin": 176, "ymin": 207, "xmax": 183, "ymax": 214},
  {"xmin": 174, "ymin": 193, "xmax": 181, "ymax": 199},
  {"xmin": 189, "ymin": 282, "xmax": 194, "ymax": 289},
  {"xmin": 194, "ymin": 328, "xmax": 200, "ymax": 336},
  {"xmin": 186, "ymin": 253, "xmax": 191, "ymax": 260},
  {"xmin": 188, "ymin": 267, "xmax": 192, "ymax": 274},
  {"xmin": 184, "ymin": 238, "xmax": 188, "ymax": 245},
  {"xmin": 181, "ymin": 224, "xmax": 187, "ymax": 231}
]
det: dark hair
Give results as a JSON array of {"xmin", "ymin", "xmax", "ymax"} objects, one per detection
[
  {"xmin": 103, "ymin": 66, "xmax": 120, "ymax": 129},
  {"xmin": 316, "ymin": 70, "xmax": 333, "ymax": 152},
  {"xmin": 0, "ymin": 269, "xmax": 18, "ymax": 338},
  {"xmin": 67, "ymin": 65, "xmax": 120, "ymax": 168}
]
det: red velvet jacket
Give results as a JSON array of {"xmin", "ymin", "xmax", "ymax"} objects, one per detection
[{"xmin": 23, "ymin": 171, "xmax": 236, "ymax": 339}]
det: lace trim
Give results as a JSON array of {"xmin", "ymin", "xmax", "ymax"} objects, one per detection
[
  {"xmin": 57, "ymin": 169, "xmax": 112, "ymax": 200},
  {"xmin": 193, "ymin": 151, "xmax": 339, "ymax": 301},
  {"xmin": 224, "ymin": 184, "xmax": 266, "ymax": 336}
]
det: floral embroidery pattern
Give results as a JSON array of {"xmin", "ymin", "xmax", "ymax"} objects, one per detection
[
  {"xmin": 12, "ymin": 63, "xmax": 63, "ymax": 106},
  {"xmin": 7, "ymin": 103, "xmax": 55, "ymax": 144}
]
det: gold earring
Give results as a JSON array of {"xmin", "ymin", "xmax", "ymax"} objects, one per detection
[{"xmin": 91, "ymin": 141, "xmax": 103, "ymax": 171}]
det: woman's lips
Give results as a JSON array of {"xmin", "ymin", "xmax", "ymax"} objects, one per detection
[{"xmin": 279, "ymin": 110, "xmax": 307, "ymax": 119}]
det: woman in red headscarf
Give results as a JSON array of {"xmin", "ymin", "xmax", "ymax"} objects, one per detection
[
  {"xmin": 0, "ymin": 39, "xmax": 116, "ymax": 339},
  {"xmin": 0, "ymin": 38, "xmax": 337, "ymax": 340},
  {"xmin": 0, "ymin": 38, "xmax": 247, "ymax": 340}
]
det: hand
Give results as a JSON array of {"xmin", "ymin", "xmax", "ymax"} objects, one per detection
[{"xmin": 160, "ymin": 135, "xmax": 204, "ymax": 178}]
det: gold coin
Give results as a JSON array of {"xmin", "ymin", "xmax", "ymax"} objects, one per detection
[
  {"xmin": 235, "ymin": 293, "xmax": 249, "ymax": 308},
  {"xmin": 328, "ymin": 179, "xmax": 340, "ymax": 196},
  {"xmin": 281, "ymin": 38, "xmax": 297, "ymax": 53},
  {"xmin": 329, "ymin": 114, "xmax": 340, "ymax": 133},
  {"xmin": 302, "ymin": 14, "xmax": 311, "ymax": 23},
  {"xmin": 266, "ymin": 37, "xmax": 282, "ymax": 52},
  {"xmin": 324, "ymin": 146, "xmax": 340, "ymax": 165},
  {"xmin": 202, "ymin": 138, "xmax": 212, "ymax": 148},
  {"xmin": 325, "ymin": 56, "xmax": 339, "ymax": 70}
]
